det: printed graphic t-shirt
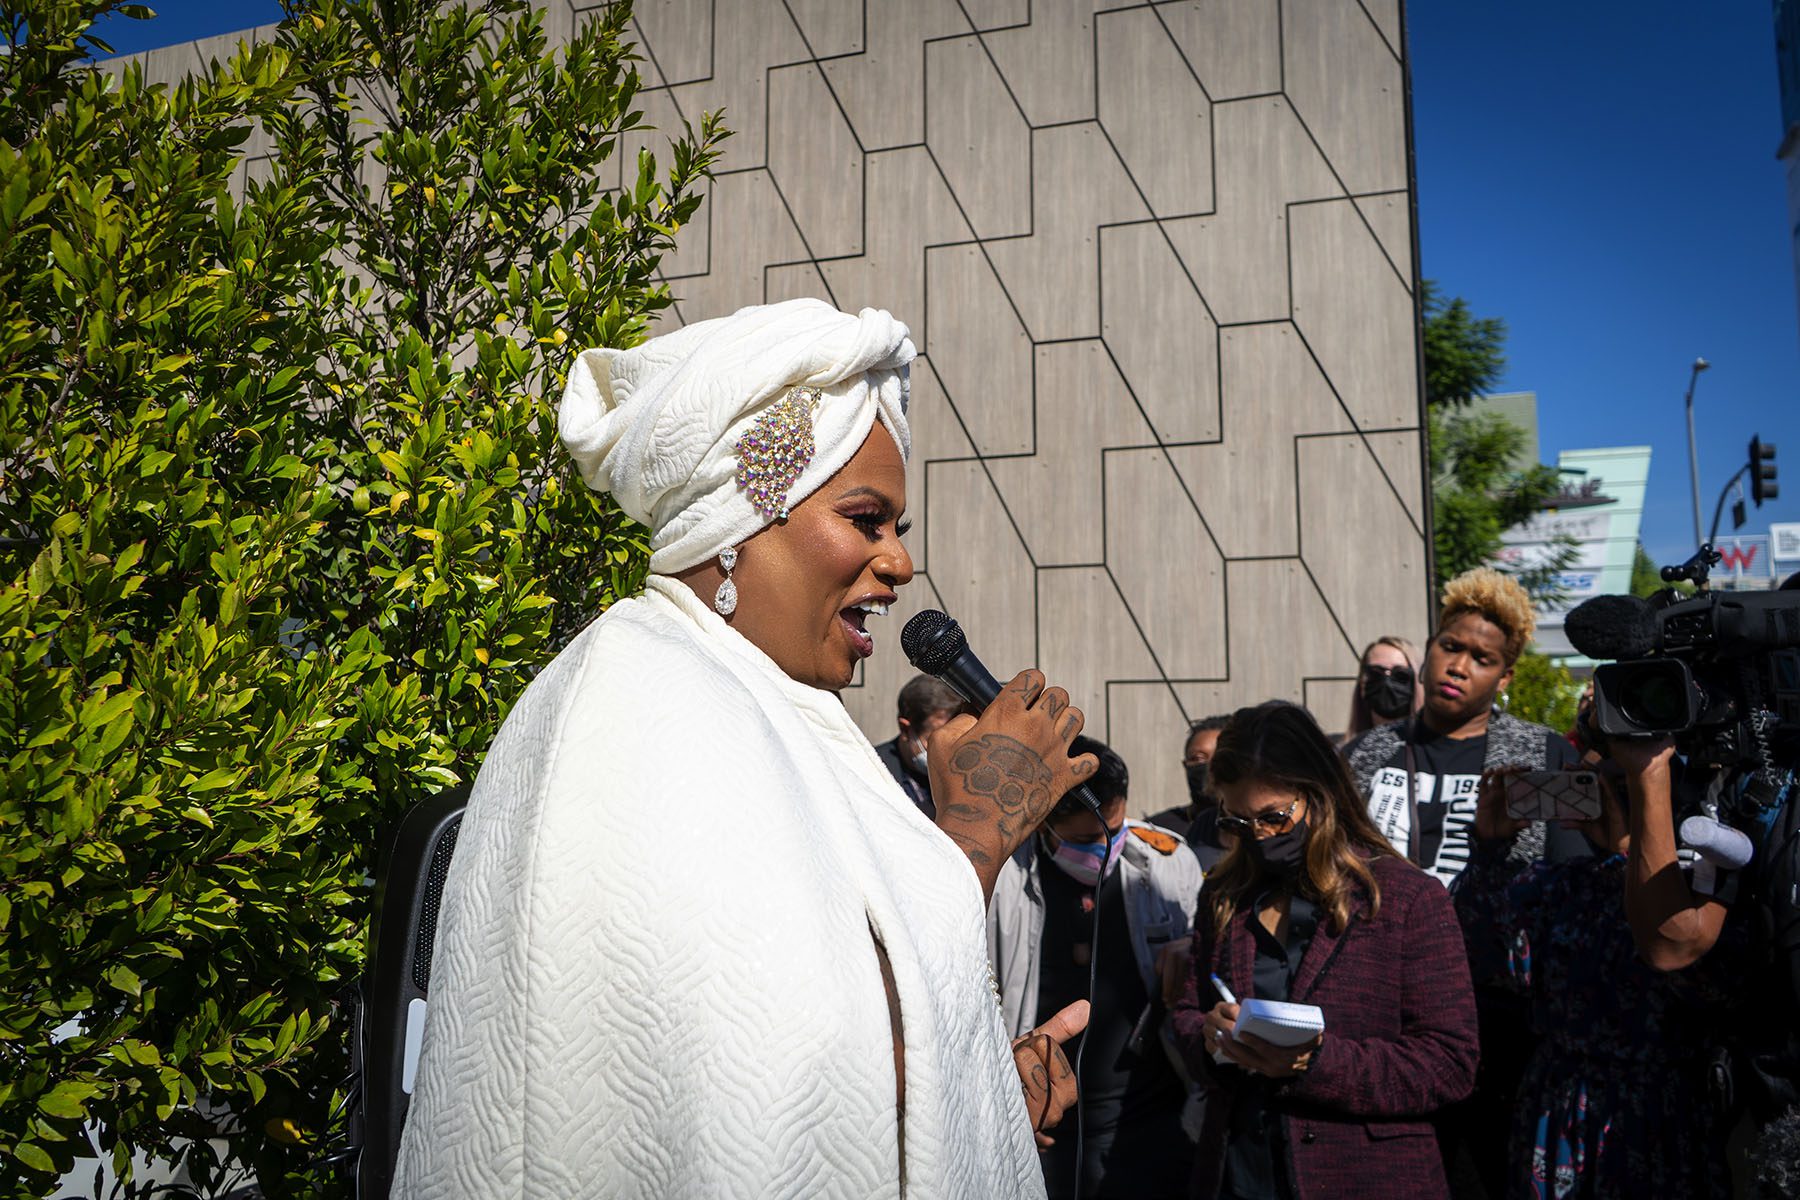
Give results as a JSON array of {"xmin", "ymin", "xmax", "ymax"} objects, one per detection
[{"xmin": 1365, "ymin": 723, "xmax": 1579, "ymax": 885}]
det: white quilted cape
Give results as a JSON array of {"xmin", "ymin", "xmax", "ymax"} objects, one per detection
[{"xmin": 393, "ymin": 576, "xmax": 1045, "ymax": 1199}]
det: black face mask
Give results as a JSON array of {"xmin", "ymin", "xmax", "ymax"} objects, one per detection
[
  {"xmin": 1362, "ymin": 668, "xmax": 1415, "ymax": 720},
  {"xmin": 1247, "ymin": 817, "xmax": 1310, "ymax": 882},
  {"xmin": 1184, "ymin": 762, "xmax": 1212, "ymax": 809}
]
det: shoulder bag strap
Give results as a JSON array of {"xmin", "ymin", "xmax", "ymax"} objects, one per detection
[{"xmin": 1403, "ymin": 718, "xmax": 1422, "ymax": 864}]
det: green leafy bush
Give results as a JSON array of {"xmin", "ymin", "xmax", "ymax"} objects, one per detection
[
  {"xmin": 0, "ymin": 0, "xmax": 723, "ymax": 1192},
  {"xmin": 1507, "ymin": 650, "xmax": 1581, "ymax": 735}
]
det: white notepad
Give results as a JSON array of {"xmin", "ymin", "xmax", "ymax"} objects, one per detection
[{"xmin": 1232, "ymin": 998, "xmax": 1325, "ymax": 1047}]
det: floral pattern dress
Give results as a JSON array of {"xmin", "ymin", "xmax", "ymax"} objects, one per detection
[{"xmin": 1451, "ymin": 841, "xmax": 1739, "ymax": 1199}]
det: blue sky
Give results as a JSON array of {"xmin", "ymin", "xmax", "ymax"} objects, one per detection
[
  {"xmin": 99, "ymin": 2, "xmax": 1799, "ymax": 574},
  {"xmin": 1410, "ymin": 4, "xmax": 1799, "ymax": 572}
]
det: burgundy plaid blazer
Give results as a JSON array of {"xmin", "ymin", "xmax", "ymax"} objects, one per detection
[{"xmin": 1170, "ymin": 852, "xmax": 1479, "ymax": 1200}]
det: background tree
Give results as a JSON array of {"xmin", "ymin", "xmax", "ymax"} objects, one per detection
[
  {"xmin": 1631, "ymin": 541, "xmax": 1694, "ymax": 598},
  {"xmin": 1421, "ymin": 281, "xmax": 1569, "ymax": 592},
  {"xmin": 1503, "ymin": 651, "xmax": 1581, "ymax": 733},
  {"xmin": 0, "ymin": 0, "xmax": 722, "ymax": 1193}
]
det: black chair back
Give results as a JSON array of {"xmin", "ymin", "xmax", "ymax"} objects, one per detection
[{"xmin": 355, "ymin": 786, "xmax": 470, "ymax": 1200}]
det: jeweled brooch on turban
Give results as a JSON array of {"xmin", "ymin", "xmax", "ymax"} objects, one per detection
[{"xmin": 735, "ymin": 385, "xmax": 821, "ymax": 520}]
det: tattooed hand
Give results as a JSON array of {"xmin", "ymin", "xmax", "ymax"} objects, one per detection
[
  {"xmin": 927, "ymin": 669, "xmax": 1098, "ymax": 901},
  {"xmin": 1012, "ymin": 999, "xmax": 1087, "ymax": 1147}
]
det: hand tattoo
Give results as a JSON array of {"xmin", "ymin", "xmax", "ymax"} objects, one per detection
[{"xmin": 945, "ymin": 735, "xmax": 1056, "ymax": 844}]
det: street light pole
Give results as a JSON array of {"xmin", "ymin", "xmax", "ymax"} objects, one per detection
[{"xmin": 1685, "ymin": 356, "xmax": 1711, "ymax": 548}]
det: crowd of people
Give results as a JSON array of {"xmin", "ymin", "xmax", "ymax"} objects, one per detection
[
  {"xmin": 875, "ymin": 566, "xmax": 1796, "ymax": 1200},
  {"xmin": 397, "ymin": 301, "xmax": 1795, "ymax": 1200}
]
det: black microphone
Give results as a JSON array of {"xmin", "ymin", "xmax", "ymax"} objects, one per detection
[
  {"xmin": 1564, "ymin": 594, "xmax": 1659, "ymax": 660},
  {"xmin": 902, "ymin": 607, "xmax": 1109, "ymax": 1200},
  {"xmin": 900, "ymin": 608, "xmax": 1104, "ymax": 817}
]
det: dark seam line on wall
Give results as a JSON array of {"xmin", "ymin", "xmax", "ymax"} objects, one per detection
[
  {"xmin": 1091, "ymin": 333, "xmax": 1229, "ymax": 558},
  {"xmin": 1276, "ymin": 191, "xmax": 1420, "ymax": 531},
  {"xmin": 1088, "ymin": 340, "xmax": 1233, "ymax": 685},
  {"xmin": 768, "ymin": 0, "xmax": 876, "ymax": 285},
  {"xmin": 1304, "ymin": 674, "xmax": 1362, "ymax": 691},
  {"xmin": 1088, "ymin": 436, "xmax": 1226, "ymax": 454},
  {"xmin": 1090, "ymin": 126, "xmax": 1224, "ymax": 323},
  {"xmin": 1294, "ymin": 429, "xmax": 1427, "ymax": 541},
  {"xmin": 773, "ymin": 1, "xmax": 872, "ymax": 156},
  {"xmin": 620, "ymin": 18, "xmax": 699, "ymax": 302},
  {"xmin": 627, "ymin": 18, "xmax": 716, "ymax": 289},
  {"xmin": 706, "ymin": 0, "xmax": 716, "ymax": 82},
  {"xmin": 921, "ymin": 456, "xmax": 1043, "ymax": 579},
  {"xmin": 1286, "ymin": 319, "xmax": 1426, "ymax": 540},
  {"xmin": 1089, "ymin": 248, "xmax": 1229, "ymax": 557},
  {"xmin": 1275, "ymin": 91, "xmax": 1409, "ymax": 290},
  {"xmin": 911, "ymin": 130, "xmax": 1055, "ymax": 570},
  {"xmin": 1397, "ymin": 0, "xmax": 1436, "ymax": 615},
  {"xmin": 1110, "ymin": 679, "xmax": 1188, "ymax": 737},
  {"xmin": 919, "ymin": 144, "xmax": 1037, "ymax": 318},
  {"xmin": 1216, "ymin": 318, "xmax": 1301, "ymax": 330},
  {"xmin": 919, "ymin": 36, "xmax": 1037, "ymax": 242},
  {"xmin": 1225, "ymin": 554, "xmax": 1321, "ymax": 564},
  {"xmin": 1350, "ymin": 0, "xmax": 1403, "ymax": 64},
  {"xmin": 1286, "ymin": 193, "xmax": 1411, "ymax": 293},
  {"xmin": 1140, "ymin": 2, "xmax": 1217, "ymax": 105},
  {"xmin": 941, "ymin": 3, "xmax": 1037, "ymax": 139},
  {"xmin": 1289, "ymin": 427, "xmax": 1306, "ymax": 560},
  {"xmin": 917, "ymin": 248, "xmax": 1045, "ymax": 582},
  {"xmin": 1295, "ymin": 555, "xmax": 1361, "ymax": 661},
  {"xmin": 756, "ymin": 73, "xmax": 843, "ymax": 307},
  {"xmin": 1276, "ymin": 0, "xmax": 1287, "ymax": 93},
  {"xmin": 1090, "ymin": 454, "xmax": 1186, "ymax": 704},
  {"xmin": 1342, "ymin": 189, "xmax": 1415, "ymax": 291},
  {"xmin": 1100, "ymin": 516, "xmax": 1209, "ymax": 722}
]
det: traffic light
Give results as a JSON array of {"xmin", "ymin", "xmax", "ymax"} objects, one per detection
[{"xmin": 1750, "ymin": 436, "xmax": 1778, "ymax": 506}]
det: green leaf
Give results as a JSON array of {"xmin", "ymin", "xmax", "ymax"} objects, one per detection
[
  {"xmin": 104, "ymin": 964, "xmax": 143, "ymax": 998},
  {"xmin": 37, "ymin": 1082, "xmax": 100, "ymax": 1120},
  {"xmin": 11, "ymin": 1142, "xmax": 55, "ymax": 1174}
]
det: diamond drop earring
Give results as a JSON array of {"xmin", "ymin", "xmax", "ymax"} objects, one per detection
[{"xmin": 714, "ymin": 545, "xmax": 739, "ymax": 616}]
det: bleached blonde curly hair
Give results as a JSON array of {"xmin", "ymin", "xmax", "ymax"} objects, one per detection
[{"xmin": 1438, "ymin": 567, "xmax": 1535, "ymax": 664}]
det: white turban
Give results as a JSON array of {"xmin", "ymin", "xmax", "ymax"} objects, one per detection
[{"xmin": 559, "ymin": 298, "xmax": 915, "ymax": 575}]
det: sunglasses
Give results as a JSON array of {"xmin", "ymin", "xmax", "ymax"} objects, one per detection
[
  {"xmin": 1216, "ymin": 797, "xmax": 1305, "ymax": 840},
  {"xmin": 1361, "ymin": 664, "xmax": 1415, "ymax": 685}
]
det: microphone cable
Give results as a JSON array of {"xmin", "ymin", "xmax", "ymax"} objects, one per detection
[{"xmin": 1068, "ymin": 793, "xmax": 1108, "ymax": 1200}]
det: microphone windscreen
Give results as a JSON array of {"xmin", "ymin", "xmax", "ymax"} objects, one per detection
[
  {"xmin": 1679, "ymin": 814, "xmax": 1755, "ymax": 869},
  {"xmin": 901, "ymin": 609, "xmax": 964, "ymax": 675},
  {"xmin": 1564, "ymin": 594, "xmax": 1658, "ymax": 660}
]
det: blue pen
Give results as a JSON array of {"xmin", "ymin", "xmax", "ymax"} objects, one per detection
[{"xmin": 1210, "ymin": 974, "xmax": 1238, "ymax": 1006}]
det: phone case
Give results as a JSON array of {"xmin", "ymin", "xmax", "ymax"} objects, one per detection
[{"xmin": 1504, "ymin": 770, "xmax": 1601, "ymax": 822}]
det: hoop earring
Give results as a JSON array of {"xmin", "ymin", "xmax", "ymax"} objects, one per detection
[{"xmin": 714, "ymin": 546, "xmax": 739, "ymax": 616}]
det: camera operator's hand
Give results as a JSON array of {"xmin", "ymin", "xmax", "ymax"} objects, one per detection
[
  {"xmin": 1567, "ymin": 761, "xmax": 1631, "ymax": 858},
  {"xmin": 1607, "ymin": 735, "xmax": 1676, "ymax": 782},
  {"xmin": 1474, "ymin": 767, "xmax": 1529, "ymax": 843}
]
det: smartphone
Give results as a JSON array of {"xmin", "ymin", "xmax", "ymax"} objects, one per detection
[{"xmin": 1504, "ymin": 769, "xmax": 1602, "ymax": 822}]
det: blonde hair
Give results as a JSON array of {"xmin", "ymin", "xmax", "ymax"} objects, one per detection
[
  {"xmin": 1342, "ymin": 635, "xmax": 1422, "ymax": 739},
  {"xmin": 1438, "ymin": 568, "xmax": 1535, "ymax": 664}
]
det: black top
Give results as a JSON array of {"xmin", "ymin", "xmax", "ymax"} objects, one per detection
[
  {"xmin": 872, "ymin": 737, "xmax": 934, "ymax": 820},
  {"xmin": 1220, "ymin": 891, "xmax": 1319, "ymax": 1200},
  {"xmin": 1145, "ymin": 804, "xmax": 1229, "ymax": 873},
  {"xmin": 1362, "ymin": 722, "xmax": 1580, "ymax": 883},
  {"xmin": 1035, "ymin": 843, "xmax": 1190, "ymax": 1199}
]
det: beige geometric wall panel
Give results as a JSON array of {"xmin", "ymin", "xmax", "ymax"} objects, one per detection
[{"xmin": 133, "ymin": 0, "xmax": 1434, "ymax": 819}]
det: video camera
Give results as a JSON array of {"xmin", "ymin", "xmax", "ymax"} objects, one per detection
[{"xmin": 1564, "ymin": 550, "xmax": 1800, "ymax": 810}]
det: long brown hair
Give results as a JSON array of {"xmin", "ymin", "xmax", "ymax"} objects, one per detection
[{"xmin": 1206, "ymin": 702, "xmax": 1402, "ymax": 935}]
